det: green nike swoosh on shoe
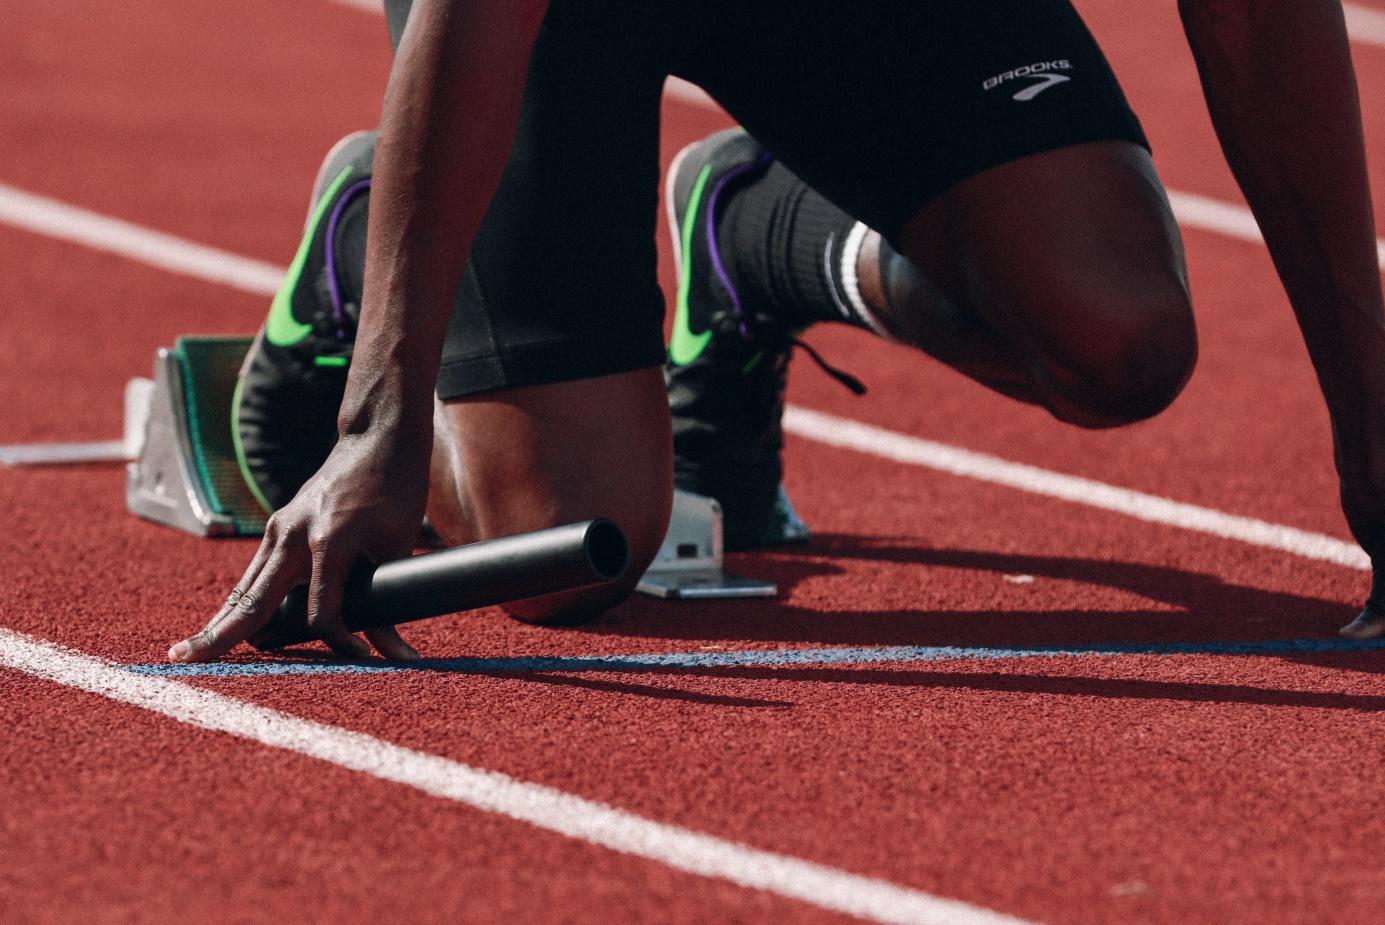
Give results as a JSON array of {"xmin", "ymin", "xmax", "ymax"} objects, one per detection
[
  {"xmin": 669, "ymin": 162, "xmax": 715, "ymax": 366},
  {"xmin": 265, "ymin": 165, "xmax": 358, "ymax": 348}
]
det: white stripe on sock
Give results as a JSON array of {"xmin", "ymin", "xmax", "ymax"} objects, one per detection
[{"xmin": 838, "ymin": 222, "xmax": 894, "ymax": 339}]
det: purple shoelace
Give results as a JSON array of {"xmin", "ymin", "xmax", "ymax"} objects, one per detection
[
  {"xmin": 696, "ymin": 152, "xmax": 866, "ymax": 395},
  {"xmin": 323, "ymin": 178, "xmax": 372, "ymax": 339},
  {"xmin": 703, "ymin": 154, "xmax": 772, "ymax": 341}
]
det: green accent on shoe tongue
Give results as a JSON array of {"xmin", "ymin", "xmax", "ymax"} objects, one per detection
[
  {"xmin": 265, "ymin": 166, "xmax": 356, "ymax": 348},
  {"xmin": 314, "ymin": 356, "xmax": 348, "ymax": 368},
  {"xmin": 669, "ymin": 164, "xmax": 716, "ymax": 366}
]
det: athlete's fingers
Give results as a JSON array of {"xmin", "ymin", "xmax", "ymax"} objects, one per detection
[
  {"xmin": 364, "ymin": 625, "xmax": 421, "ymax": 661},
  {"xmin": 171, "ymin": 514, "xmax": 300, "ymax": 662},
  {"xmin": 171, "ymin": 546, "xmax": 308, "ymax": 662},
  {"xmin": 306, "ymin": 543, "xmax": 371, "ymax": 660},
  {"xmin": 198, "ymin": 531, "xmax": 279, "ymax": 638}
]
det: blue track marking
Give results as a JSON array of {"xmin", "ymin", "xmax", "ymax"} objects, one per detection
[{"xmin": 124, "ymin": 637, "xmax": 1385, "ymax": 678}]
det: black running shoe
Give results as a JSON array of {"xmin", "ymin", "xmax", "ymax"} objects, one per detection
[
  {"xmin": 664, "ymin": 129, "xmax": 814, "ymax": 551},
  {"xmin": 234, "ymin": 131, "xmax": 375, "ymax": 512}
]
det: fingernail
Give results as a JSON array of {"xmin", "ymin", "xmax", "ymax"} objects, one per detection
[{"xmin": 168, "ymin": 641, "xmax": 190, "ymax": 662}]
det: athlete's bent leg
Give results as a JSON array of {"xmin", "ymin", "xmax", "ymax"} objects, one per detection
[
  {"xmin": 706, "ymin": 139, "xmax": 1195, "ymax": 429},
  {"xmin": 878, "ymin": 140, "xmax": 1197, "ymax": 428},
  {"xmin": 425, "ymin": 367, "xmax": 673, "ymax": 625}
]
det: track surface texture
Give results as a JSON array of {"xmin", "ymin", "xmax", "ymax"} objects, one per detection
[{"xmin": 4, "ymin": 0, "xmax": 1385, "ymax": 922}]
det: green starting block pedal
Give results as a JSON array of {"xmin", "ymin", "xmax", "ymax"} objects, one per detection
[
  {"xmin": 125, "ymin": 336, "xmax": 778, "ymax": 598},
  {"xmin": 125, "ymin": 336, "xmax": 266, "ymax": 537}
]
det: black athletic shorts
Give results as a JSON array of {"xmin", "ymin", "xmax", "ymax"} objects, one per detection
[{"xmin": 380, "ymin": 0, "xmax": 1149, "ymax": 399}]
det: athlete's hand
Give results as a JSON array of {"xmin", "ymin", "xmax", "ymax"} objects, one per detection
[{"xmin": 167, "ymin": 428, "xmax": 430, "ymax": 662}]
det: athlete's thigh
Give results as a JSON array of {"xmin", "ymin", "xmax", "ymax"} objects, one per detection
[
  {"xmin": 897, "ymin": 139, "xmax": 1188, "ymax": 370},
  {"xmin": 389, "ymin": 0, "xmax": 672, "ymax": 399},
  {"xmin": 681, "ymin": 0, "xmax": 1190, "ymax": 398},
  {"xmin": 678, "ymin": 0, "xmax": 1151, "ymax": 246}
]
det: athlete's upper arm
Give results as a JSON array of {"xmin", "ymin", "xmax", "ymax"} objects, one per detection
[
  {"xmin": 358, "ymin": 0, "xmax": 551, "ymax": 374},
  {"xmin": 384, "ymin": 0, "xmax": 548, "ymax": 182},
  {"xmin": 397, "ymin": 0, "xmax": 547, "ymax": 70}
]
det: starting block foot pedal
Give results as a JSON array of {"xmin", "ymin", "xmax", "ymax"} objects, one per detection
[
  {"xmin": 125, "ymin": 336, "xmax": 266, "ymax": 537},
  {"xmin": 636, "ymin": 490, "xmax": 777, "ymax": 599}
]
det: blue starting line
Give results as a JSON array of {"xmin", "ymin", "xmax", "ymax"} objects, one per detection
[{"xmin": 124, "ymin": 637, "xmax": 1385, "ymax": 678}]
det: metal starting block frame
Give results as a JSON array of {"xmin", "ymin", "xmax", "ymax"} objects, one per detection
[
  {"xmin": 635, "ymin": 490, "xmax": 776, "ymax": 599},
  {"xmin": 124, "ymin": 336, "xmax": 777, "ymax": 599}
]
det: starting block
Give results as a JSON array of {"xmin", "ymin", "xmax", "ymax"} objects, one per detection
[
  {"xmin": 636, "ymin": 490, "xmax": 775, "ymax": 599},
  {"xmin": 125, "ymin": 336, "xmax": 267, "ymax": 537},
  {"xmin": 125, "ymin": 336, "xmax": 777, "ymax": 598}
]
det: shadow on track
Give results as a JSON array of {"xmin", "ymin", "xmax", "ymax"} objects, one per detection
[
  {"xmin": 586, "ymin": 533, "xmax": 1358, "ymax": 649},
  {"xmin": 194, "ymin": 533, "xmax": 1374, "ymax": 707},
  {"xmin": 634, "ymin": 664, "xmax": 1385, "ymax": 713}
]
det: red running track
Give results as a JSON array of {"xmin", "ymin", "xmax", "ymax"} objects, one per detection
[{"xmin": 3, "ymin": 0, "xmax": 1385, "ymax": 922}]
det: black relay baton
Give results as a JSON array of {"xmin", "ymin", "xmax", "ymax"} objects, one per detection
[{"xmin": 250, "ymin": 519, "xmax": 630, "ymax": 651}]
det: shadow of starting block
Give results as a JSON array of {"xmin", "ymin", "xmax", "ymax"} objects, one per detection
[{"xmin": 125, "ymin": 336, "xmax": 777, "ymax": 598}]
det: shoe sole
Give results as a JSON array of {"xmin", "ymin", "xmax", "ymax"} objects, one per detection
[
  {"xmin": 663, "ymin": 128, "xmax": 749, "ymax": 281},
  {"xmin": 663, "ymin": 140, "xmax": 699, "ymax": 283}
]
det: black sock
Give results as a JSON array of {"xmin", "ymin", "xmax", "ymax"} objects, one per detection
[{"xmin": 717, "ymin": 161, "xmax": 885, "ymax": 335}]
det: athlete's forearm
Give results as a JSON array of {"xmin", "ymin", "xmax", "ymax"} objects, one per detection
[
  {"xmin": 340, "ymin": 0, "xmax": 546, "ymax": 437},
  {"xmin": 1179, "ymin": 0, "xmax": 1385, "ymax": 436}
]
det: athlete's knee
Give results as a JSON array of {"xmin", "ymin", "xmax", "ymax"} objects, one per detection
[
  {"xmin": 427, "ymin": 470, "xmax": 670, "ymax": 626},
  {"xmin": 428, "ymin": 476, "xmax": 669, "ymax": 626},
  {"xmin": 502, "ymin": 492, "xmax": 669, "ymax": 626},
  {"xmin": 427, "ymin": 368, "xmax": 674, "ymax": 624},
  {"xmin": 505, "ymin": 572, "xmax": 640, "ymax": 626},
  {"xmin": 1041, "ymin": 283, "xmax": 1197, "ymax": 429}
]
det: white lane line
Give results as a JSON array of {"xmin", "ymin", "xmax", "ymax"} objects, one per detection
[
  {"xmin": 5, "ymin": 156, "xmax": 1379, "ymax": 297},
  {"xmin": 0, "ymin": 628, "xmax": 1028, "ymax": 925},
  {"xmin": 1166, "ymin": 190, "xmax": 1263, "ymax": 249},
  {"xmin": 784, "ymin": 407, "xmax": 1369, "ymax": 571},
  {"xmin": 1345, "ymin": 2, "xmax": 1385, "ymax": 49},
  {"xmin": 0, "ymin": 184, "xmax": 1369, "ymax": 570},
  {"xmin": 0, "ymin": 183, "xmax": 281, "ymax": 297},
  {"xmin": 1168, "ymin": 189, "xmax": 1385, "ymax": 272},
  {"xmin": 0, "ymin": 441, "xmax": 129, "ymax": 466}
]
